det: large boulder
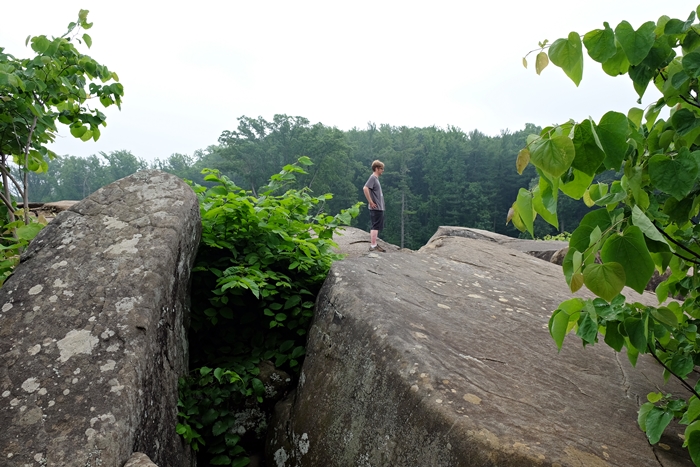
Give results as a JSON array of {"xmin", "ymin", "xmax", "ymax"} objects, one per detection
[
  {"xmin": 423, "ymin": 226, "xmax": 569, "ymax": 262},
  {"xmin": 0, "ymin": 171, "xmax": 200, "ymax": 466},
  {"xmin": 267, "ymin": 228, "xmax": 692, "ymax": 466}
]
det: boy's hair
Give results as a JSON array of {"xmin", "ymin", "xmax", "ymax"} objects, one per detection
[{"xmin": 371, "ymin": 160, "xmax": 385, "ymax": 171}]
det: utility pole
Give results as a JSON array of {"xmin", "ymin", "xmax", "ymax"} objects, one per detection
[{"xmin": 401, "ymin": 191, "xmax": 405, "ymax": 249}]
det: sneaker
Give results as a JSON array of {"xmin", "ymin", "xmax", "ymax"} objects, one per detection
[{"xmin": 369, "ymin": 244, "xmax": 386, "ymax": 252}]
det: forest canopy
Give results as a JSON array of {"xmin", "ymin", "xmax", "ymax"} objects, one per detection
[{"xmin": 28, "ymin": 115, "xmax": 598, "ymax": 249}]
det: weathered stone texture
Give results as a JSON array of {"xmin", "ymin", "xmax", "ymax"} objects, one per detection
[
  {"xmin": 124, "ymin": 452, "xmax": 158, "ymax": 467},
  {"xmin": 268, "ymin": 229, "xmax": 693, "ymax": 466},
  {"xmin": 0, "ymin": 171, "xmax": 200, "ymax": 466}
]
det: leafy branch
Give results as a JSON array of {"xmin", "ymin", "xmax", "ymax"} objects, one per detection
[
  {"xmin": 648, "ymin": 344, "xmax": 700, "ymax": 401},
  {"xmin": 515, "ymin": 5, "xmax": 700, "ymax": 463}
]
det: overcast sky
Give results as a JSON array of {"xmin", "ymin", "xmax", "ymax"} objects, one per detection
[{"xmin": 1, "ymin": 1, "xmax": 698, "ymax": 162}]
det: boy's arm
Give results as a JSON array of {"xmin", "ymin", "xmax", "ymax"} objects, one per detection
[{"xmin": 363, "ymin": 186, "xmax": 376, "ymax": 209}]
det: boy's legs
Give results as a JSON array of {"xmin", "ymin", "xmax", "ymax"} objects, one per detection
[
  {"xmin": 370, "ymin": 229, "xmax": 378, "ymax": 246},
  {"xmin": 369, "ymin": 210, "xmax": 385, "ymax": 251}
]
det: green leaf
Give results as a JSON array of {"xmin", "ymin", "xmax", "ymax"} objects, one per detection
[
  {"xmin": 682, "ymin": 51, "xmax": 700, "ymax": 78},
  {"xmin": 624, "ymin": 315, "xmax": 648, "ymax": 353},
  {"xmin": 549, "ymin": 299, "xmax": 584, "ymax": 350},
  {"xmin": 627, "ymin": 107, "xmax": 643, "ymax": 129},
  {"xmin": 30, "ymin": 36, "xmax": 51, "ymax": 54},
  {"xmin": 284, "ymin": 294, "xmax": 301, "ymax": 310},
  {"xmin": 279, "ymin": 340, "xmax": 295, "ymax": 352},
  {"xmin": 638, "ymin": 402, "xmax": 655, "ymax": 431},
  {"xmin": 529, "ymin": 135, "xmax": 576, "ymax": 178},
  {"xmin": 0, "ymin": 71, "xmax": 21, "ymax": 88},
  {"xmin": 82, "ymin": 33, "xmax": 92, "ymax": 48},
  {"xmin": 577, "ymin": 311, "xmax": 598, "ymax": 344},
  {"xmin": 596, "ymin": 111, "xmax": 630, "ymax": 171},
  {"xmin": 210, "ymin": 455, "xmax": 232, "ymax": 465},
  {"xmin": 583, "ymin": 22, "xmax": 617, "ymax": 63},
  {"xmin": 515, "ymin": 188, "xmax": 535, "ymax": 237},
  {"xmin": 202, "ymin": 408, "xmax": 219, "ymax": 426},
  {"xmin": 645, "ymin": 407, "xmax": 674, "ymax": 444},
  {"xmin": 15, "ymin": 223, "xmax": 43, "ymax": 241},
  {"xmin": 251, "ymin": 377, "xmax": 265, "ymax": 397},
  {"xmin": 627, "ymin": 342, "xmax": 639, "ymax": 366},
  {"xmin": 212, "ymin": 420, "xmax": 230, "ymax": 437},
  {"xmin": 516, "ymin": 148, "xmax": 530, "ymax": 175},
  {"xmin": 232, "ymin": 458, "xmax": 251, "ymax": 467},
  {"xmin": 549, "ymin": 32, "xmax": 584, "ymax": 86},
  {"xmin": 80, "ymin": 130, "xmax": 93, "ymax": 142},
  {"xmin": 533, "ymin": 181, "xmax": 558, "ymax": 229},
  {"xmin": 631, "ymin": 206, "xmax": 668, "ymax": 245},
  {"xmin": 570, "ymin": 209, "xmax": 612, "ymax": 253},
  {"xmin": 594, "ymin": 180, "xmax": 626, "ymax": 206},
  {"xmin": 604, "ymin": 321, "xmax": 625, "ymax": 351},
  {"xmin": 651, "ymin": 307, "xmax": 678, "ymax": 328},
  {"xmin": 583, "ymin": 262, "xmax": 626, "ymax": 302},
  {"xmin": 535, "ymin": 51, "xmax": 549, "ymax": 75},
  {"xmin": 671, "ymin": 108, "xmax": 700, "ymax": 136},
  {"xmin": 688, "ymin": 427, "xmax": 700, "ymax": 465},
  {"xmin": 70, "ymin": 126, "xmax": 87, "ymax": 138},
  {"xmin": 572, "ymin": 119, "xmax": 605, "ymax": 175},
  {"xmin": 663, "ymin": 196, "xmax": 694, "ymax": 225},
  {"xmin": 649, "ymin": 148, "xmax": 700, "ymax": 200},
  {"xmin": 670, "ymin": 354, "xmax": 695, "ymax": 379},
  {"xmin": 682, "ymin": 397, "xmax": 700, "ymax": 425},
  {"xmin": 560, "ymin": 168, "xmax": 594, "ymax": 200},
  {"xmin": 602, "ymin": 42, "xmax": 630, "ymax": 76},
  {"xmin": 665, "ymin": 11, "xmax": 696, "ymax": 34},
  {"xmin": 601, "ymin": 226, "xmax": 655, "ymax": 294},
  {"xmin": 614, "ymin": 20, "xmax": 656, "ymax": 66},
  {"xmin": 291, "ymin": 346, "xmax": 305, "ymax": 358}
]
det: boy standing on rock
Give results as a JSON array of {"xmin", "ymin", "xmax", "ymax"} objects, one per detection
[{"xmin": 363, "ymin": 160, "xmax": 386, "ymax": 252}]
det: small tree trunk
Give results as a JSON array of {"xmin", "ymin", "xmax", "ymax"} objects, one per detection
[
  {"xmin": 401, "ymin": 191, "xmax": 405, "ymax": 249},
  {"xmin": 1, "ymin": 155, "xmax": 16, "ymax": 226},
  {"xmin": 21, "ymin": 116, "xmax": 39, "ymax": 225}
]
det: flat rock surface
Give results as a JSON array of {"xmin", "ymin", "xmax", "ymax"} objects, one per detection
[
  {"xmin": 269, "ymin": 232, "xmax": 692, "ymax": 466},
  {"xmin": 333, "ymin": 227, "xmax": 400, "ymax": 259},
  {"xmin": 0, "ymin": 171, "xmax": 199, "ymax": 466}
]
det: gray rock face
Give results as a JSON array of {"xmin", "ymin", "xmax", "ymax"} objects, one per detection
[
  {"xmin": 423, "ymin": 225, "xmax": 569, "ymax": 259},
  {"xmin": 125, "ymin": 452, "xmax": 158, "ymax": 467},
  {"xmin": 0, "ymin": 171, "xmax": 200, "ymax": 466},
  {"xmin": 268, "ymin": 230, "xmax": 692, "ymax": 466}
]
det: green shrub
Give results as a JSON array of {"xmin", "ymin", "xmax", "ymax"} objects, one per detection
[{"xmin": 177, "ymin": 157, "xmax": 360, "ymax": 466}]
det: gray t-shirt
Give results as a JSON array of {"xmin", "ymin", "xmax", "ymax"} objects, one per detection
[{"xmin": 364, "ymin": 174, "xmax": 384, "ymax": 211}]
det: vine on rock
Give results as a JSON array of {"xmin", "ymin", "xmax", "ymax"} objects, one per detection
[
  {"xmin": 177, "ymin": 157, "xmax": 360, "ymax": 466},
  {"xmin": 515, "ymin": 5, "xmax": 700, "ymax": 464}
]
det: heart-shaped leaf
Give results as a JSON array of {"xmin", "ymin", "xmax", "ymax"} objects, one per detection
[
  {"xmin": 583, "ymin": 262, "xmax": 626, "ymax": 302},
  {"xmin": 614, "ymin": 20, "xmax": 656, "ymax": 66}
]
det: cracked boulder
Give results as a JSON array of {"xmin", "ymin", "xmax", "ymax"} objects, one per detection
[
  {"xmin": 267, "ymin": 230, "xmax": 693, "ymax": 466},
  {"xmin": 0, "ymin": 171, "xmax": 200, "ymax": 466}
]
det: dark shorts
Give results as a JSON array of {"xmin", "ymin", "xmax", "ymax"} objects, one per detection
[{"xmin": 370, "ymin": 210, "xmax": 385, "ymax": 231}]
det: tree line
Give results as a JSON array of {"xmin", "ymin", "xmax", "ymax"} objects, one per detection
[{"xmin": 28, "ymin": 115, "xmax": 597, "ymax": 249}]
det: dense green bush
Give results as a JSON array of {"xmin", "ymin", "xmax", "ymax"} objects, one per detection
[{"xmin": 177, "ymin": 157, "xmax": 360, "ymax": 466}]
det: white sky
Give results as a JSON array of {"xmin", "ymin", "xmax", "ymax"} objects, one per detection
[{"xmin": 1, "ymin": 1, "xmax": 698, "ymax": 162}]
